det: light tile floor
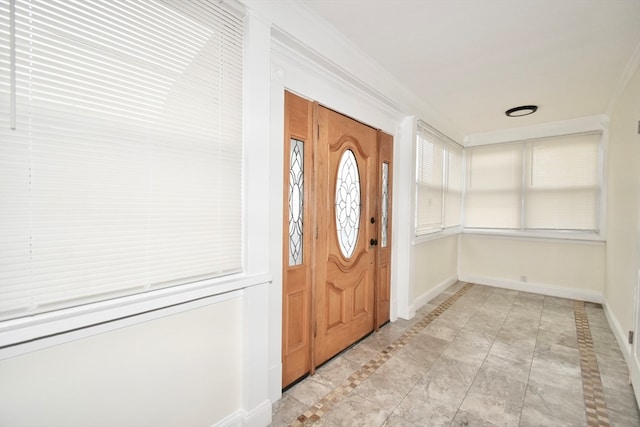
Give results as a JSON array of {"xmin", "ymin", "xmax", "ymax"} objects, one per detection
[{"xmin": 270, "ymin": 282, "xmax": 640, "ymax": 427}]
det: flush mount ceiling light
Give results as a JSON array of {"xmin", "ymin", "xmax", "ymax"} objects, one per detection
[{"xmin": 505, "ymin": 105, "xmax": 538, "ymax": 117}]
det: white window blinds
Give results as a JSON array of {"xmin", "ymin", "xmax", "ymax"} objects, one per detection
[
  {"xmin": 444, "ymin": 144, "xmax": 463, "ymax": 228},
  {"xmin": 464, "ymin": 133, "xmax": 601, "ymax": 232},
  {"xmin": 0, "ymin": 0, "xmax": 244, "ymax": 321},
  {"xmin": 525, "ymin": 133, "xmax": 600, "ymax": 231},
  {"xmin": 465, "ymin": 143, "xmax": 523, "ymax": 229},
  {"xmin": 415, "ymin": 133, "xmax": 444, "ymax": 234},
  {"xmin": 415, "ymin": 122, "xmax": 463, "ymax": 235}
]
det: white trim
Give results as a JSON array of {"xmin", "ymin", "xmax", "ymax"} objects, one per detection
[
  {"xmin": 242, "ymin": 399, "xmax": 272, "ymax": 427},
  {"xmin": 635, "ymin": 324, "xmax": 640, "ymax": 411},
  {"xmin": 599, "ymin": 127, "xmax": 610, "ymax": 240},
  {"xmin": 212, "ymin": 409, "xmax": 243, "ymax": 427},
  {"xmin": 0, "ymin": 285, "xmax": 252, "ymax": 359},
  {"xmin": 634, "ymin": 191, "xmax": 640, "ymax": 411},
  {"xmin": 394, "ymin": 116, "xmax": 417, "ymax": 320},
  {"xmin": 243, "ymin": 0, "xmax": 465, "ymax": 142},
  {"xmin": 606, "ymin": 40, "xmax": 640, "ymax": 116},
  {"xmin": 413, "ymin": 227, "xmax": 462, "ymax": 245},
  {"xmin": 412, "ymin": 274, "xmax": 459, "ymax": 313},
  {"xmin": 270, "ymin": 29, "xmax": 402, "ymax": 133},
  {"xmin": 465, "ymin": 115, "xmax": 608, "ymax": 147},
  {"xmin": 457, "ymin": 233, "xmax": 463, "ymax": 279},
  {"xmin": 458, "ymin": 274, "xmax": 603, "ymax": 303},
  {"xmin": 404, "ymin": 304, "xmax": 417, "ymax": 322},
  {"xmin": 0, "ymin": 273, "xmax": 270, "ymax": 351},
  {"xmin": 602, "ymin": 297, "xmax": 640, "ymax": 408},
  {"xmin": 461, "ymin": 229, "xmax": 605, "ymax": 245},
  {"xmin": 211, "ymin": 399, "xmax": 272, "ymax": 427},
  {"xmin": 271, "ymin": 27, "xmax": 405, "ymax": 129},
  {"xmin": 242, "ymin": 283, "xmax": 270, "ymax": 425},
  {"xmin": 268, "ymin": 59, "xmax": 286, "ymax": 404},
  {"xmin": 603, "ymin": 297, "xmax": 633, "ymax": 369}
]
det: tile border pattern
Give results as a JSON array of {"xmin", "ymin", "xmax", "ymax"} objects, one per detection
[
  {"xmin": 574, "ymin": 300, "xmax": 610, "ymax": 427},
  {"xmin": 288, "ymin": 283, "xmax": 474, "ymax": 427}
]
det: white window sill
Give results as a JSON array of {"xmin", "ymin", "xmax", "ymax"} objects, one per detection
[
  {"xmin": 0, "ymin": 272, "xmax": 271, "ymax": 357},
  {"xmin": 413, "ymin": 226, "xmax": 463, "ymax": 245},
  {"xmin": 461, "ymin": 228, "xmax": 605, "ymax": 245}
]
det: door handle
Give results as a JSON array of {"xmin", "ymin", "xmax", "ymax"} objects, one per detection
[{"xmin": 370, "ymin": 238, "xmax": 378, "ymax": 246}]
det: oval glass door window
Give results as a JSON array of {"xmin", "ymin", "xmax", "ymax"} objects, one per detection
[{"xmin": 335, "ymin": 149, "xmax": 361, "ymax": 258}]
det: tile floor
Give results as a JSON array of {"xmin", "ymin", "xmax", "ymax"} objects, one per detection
[{"xmin": 270, "ymin": 282, "xmax": 640, "ymax": 427}]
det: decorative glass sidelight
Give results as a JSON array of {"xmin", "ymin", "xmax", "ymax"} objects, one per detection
[
  {"xmin": 289, "ymin": 139, "xmax": 304, "ymax": 266},
  {"xmin": 381, "ymin": 162, "xmax": 389, "ymax": 247},
  {"xmin": 335, "ymin": 149, "xmax": 361, "ymax": 258}
]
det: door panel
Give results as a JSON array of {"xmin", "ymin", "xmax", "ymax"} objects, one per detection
[
  {"xmin": 314, "ymin": 106, "xmax": 378, "ymax": 365},
  {"xmin": 377, "ymin": 131, "xmax": 393, "ymax": 327},
  {"xmin": 282, "ymin": 92, "xmax": 313, "ymax": 388}
]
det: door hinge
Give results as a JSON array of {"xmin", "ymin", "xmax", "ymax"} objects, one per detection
[
  {"xmin": 314, "ymin": 321, "xmax": 317, "ymax": 337},
  {"xmin": 629, "ymin": 330, "xmax": 634, "ymax": 345},
  {"xmin": 315, "ymin": 225, "xmax": 318, "ymax": 239}
]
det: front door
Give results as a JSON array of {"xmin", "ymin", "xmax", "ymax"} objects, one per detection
[
  {"xmin": 313, "ymin": 106, "xmax": 378, "ymax": 365},
  {"xmin": 281, "ymin": 92, "xmax": 393, "ymax": 388}
]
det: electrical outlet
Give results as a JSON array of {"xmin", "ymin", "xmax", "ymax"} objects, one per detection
[{"xmin": 520, "ymin": 275, "xmax": 527, "ymax": 283}]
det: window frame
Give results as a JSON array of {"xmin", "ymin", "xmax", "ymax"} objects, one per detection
[
  {"xmin": 462, "ymin": 131, "xmax": 605, "ymax": 240},
  {"xmin": 414, "ymin": 121, "xmax": 464, "ymax": 239},
  {"xmin": 0, "ymin": 0, "xmax": 269, "ymax": 353}
]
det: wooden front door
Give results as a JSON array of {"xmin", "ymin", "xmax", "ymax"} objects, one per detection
[
  {"xmin": 282, "ymin": 92, "xmax": 393, "ymax": 388},
  {"xmin": 313, "ymin": 106, "xmax": 378, "ymax": 365}
]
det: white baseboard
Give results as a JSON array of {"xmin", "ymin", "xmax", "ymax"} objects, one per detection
[
  {"xmin": 242, "ymin": 400, "xmax": 272, "ymax": 427},
  {"xmin": 602, "ymin": 297, "xmax": 640, "ymax": 408},
  {"xmin": 398, "ymin": 303, "xmax": 416, "ymax": 321},
  {"xmin": 268, "ymin": 364, "xmax": 283, "ymax": 404},
  {"xmin": 633, "ymin": 358, "xmax": 640, "ymax": 416},
  {"xmin": 602, "ymin": 299, "xmax": 640, "ymax": 412},
  {"xmin": 213, "ymin": 410, "xmax": 243, "ymax": 427},
  {"xmin": 212, "ymin": 400, "xmax": 272, "ymax": 427},
  {"xmin": 458, "ymin": 274, "xmax": 603, "ymax": 303},
  {"xmin": 410, "ymin": 275, "xmax": 459, "ymax": 315},
  {"xmin": 602, "ymin": 298, "xmax": 633, "ymax": 366}
]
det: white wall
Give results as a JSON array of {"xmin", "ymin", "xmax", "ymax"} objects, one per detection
[
  {"xmin": 0, "ymin": 7, "xmax": 275, "ymax": 427},
  {"xmin": 459, "ymin": 234, "xmax": 605, "ymax": 301},
  {"xmin": 411, "ymin": 235, "xmax": 459, "ymax": 312},
  {"xmin": 0, "ymin": 295, "xmax": 244, "ymax": 427},
  {"xmin": 604, "ymin": 64, "xmax": 640, "ymax": 393}
]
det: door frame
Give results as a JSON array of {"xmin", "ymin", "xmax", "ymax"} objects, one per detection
[
  {"xmin": 281, "ymin": 92, "xmax": 393, "ymax": 388},
  {"xmin": 268, "ymin": 28, "xmax": 415, "ymax": 402}
]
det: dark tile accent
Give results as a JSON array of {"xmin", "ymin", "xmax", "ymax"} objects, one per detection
[
  {"xmin": 288, "ymin": 283, "xmax": 474, "ymax": 427},
  {"xmin": 574, "ymin": 300, "xmax": 610, "ymax": 427}
]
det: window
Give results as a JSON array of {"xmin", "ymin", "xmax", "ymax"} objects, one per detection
[
  {"xmin": 415, "ymin": 122, "xmax": 463, "ymax": 235},
  {"xmin": 0, "ymin": 0, "xmax": 244, "ymax": 321},
  {"xmin": 525, "ymin": 134, "xmax": 600, "ymax": 230},
  {"xmin": 464, "ymin": 132, "xmax": 601, "ymax": 232},
  {"xmin": 465, "ymin": 143, "xmax": 523, "ymax": 229}
]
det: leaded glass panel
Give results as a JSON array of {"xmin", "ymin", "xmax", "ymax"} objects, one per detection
[
  {"xmin": 381, "ymin": 162, "xmax": 389, "ymax": 247},
  {"xmin": 335, "ymin": 149, "xmax": 361, "ymax": 258},
  {"xmin": 289, "ymin": 139, "xmax": 304, "ymax": 266}
]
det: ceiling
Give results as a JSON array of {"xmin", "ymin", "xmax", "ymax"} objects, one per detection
[{"xmin": 299, "ymin": 0, "xmax": 640, "ymax": 138}]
